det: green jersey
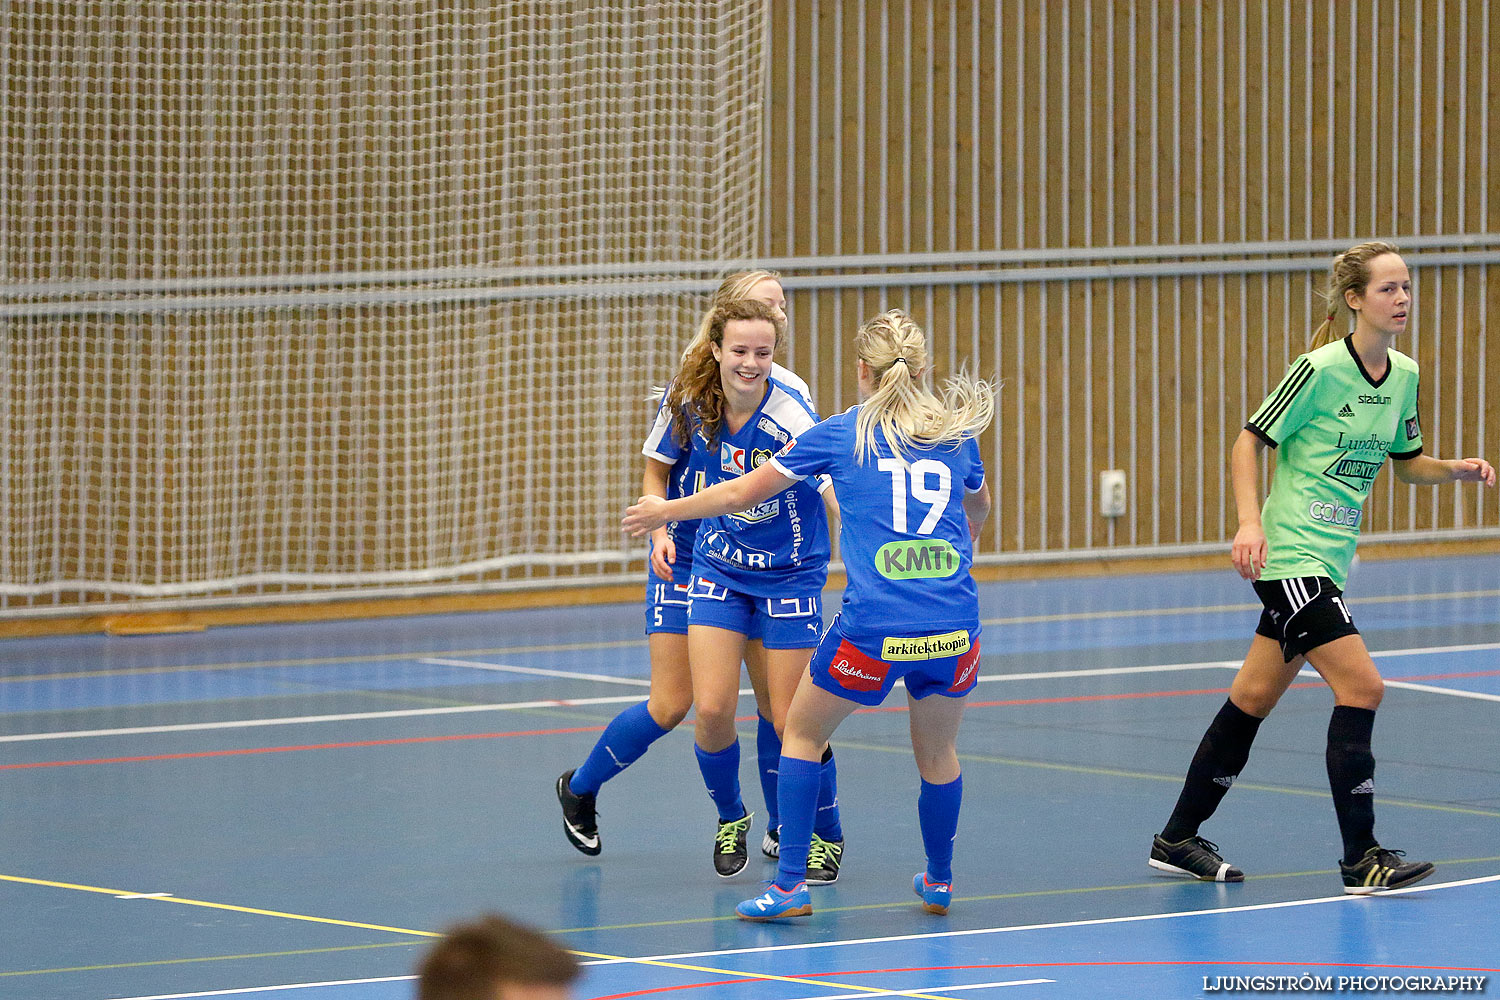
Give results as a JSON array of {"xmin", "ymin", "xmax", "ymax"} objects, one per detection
[{"xmin": 1246, "ymin": 335, "xmax": 1423, "ymax": 587}]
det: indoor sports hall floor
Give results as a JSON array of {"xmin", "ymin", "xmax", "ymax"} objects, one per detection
[{"xmin": 2, "ymin": 553, "xmax": 1497, "ymax": 1000}]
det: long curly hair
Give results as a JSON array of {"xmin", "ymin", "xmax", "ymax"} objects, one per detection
[{"xmin": 663, "ymin": 298, "xmax": 785, "ymax": 448}]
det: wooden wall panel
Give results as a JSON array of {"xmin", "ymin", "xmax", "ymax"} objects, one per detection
[{"xmin": 764, "ymin": 0, "xmax": 1500, "ymax": 561}]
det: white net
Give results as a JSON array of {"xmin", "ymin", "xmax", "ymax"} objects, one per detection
[{"xmin": 0, "ymin": 2, "xmax": 769, "ymax": 614}]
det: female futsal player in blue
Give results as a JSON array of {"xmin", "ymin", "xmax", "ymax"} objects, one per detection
[
  {"xmin": 625, "ymin": 308, "xmax": 995, "ymax": 918},
  {"xmin": 555, "ymin": 271, "xmax": 834, "ymax": 866},
  {"xmin": 652, "ymin": 297, "xmax": 844, "ymax": 880}
]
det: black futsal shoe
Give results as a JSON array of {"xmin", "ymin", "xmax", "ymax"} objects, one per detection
[
  {"xmin": 1149, "ymin": 834, "xmax": 1244, "ymax": 882},
  {"xmin": 1340, "ymin": 847, "xmax": 1434, "ymax": 894},
  {"xmin": 713, "ymin": 812, "xmax": 753, "ymax": 877},
  {"xmin": 556, "ymin": 769, "xmax": 601, "ymax": 856},
  {"xmin": 805, "ymin": 834, "xmax": 844, "ymax": 885}
]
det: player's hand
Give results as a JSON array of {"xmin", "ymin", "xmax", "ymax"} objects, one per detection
[
  {"xmin": 1453, "ymin": 457, "xmax": 1497, "ymax": 487},
  {"xmin": 623, "ymin": 495, "xmax": 671, "ymax": 537},
  {"xmin": 1231, "ymin": 522, "xmax": 1268, "ymax": 580},
  {"xmin": 649, "ymin": 529, "xmax": 675, "ymax": 581}
]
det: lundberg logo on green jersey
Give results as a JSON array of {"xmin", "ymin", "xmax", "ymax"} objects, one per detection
[{"xmin": 1322, "ymin": 431, "xmax": 1387, "ymax": 490}]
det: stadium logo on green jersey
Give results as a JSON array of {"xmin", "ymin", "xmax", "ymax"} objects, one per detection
[{"xmin": 876, "ymin": 539, "xmax": 960, "ymax": 579}]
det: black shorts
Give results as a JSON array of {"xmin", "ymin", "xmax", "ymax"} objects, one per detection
[{"xmin": 1252, "ymin": 576, "xmax": 1360, "ymax": 662}]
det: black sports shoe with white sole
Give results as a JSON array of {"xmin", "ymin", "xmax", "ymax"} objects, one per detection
[
  {"xmin": 556, "ymin": 769, "xmax": 601, "ymax": 856},
  {"xmin": 1149, "ymin": 834, "xmax": 1244, "ymax": 882}
]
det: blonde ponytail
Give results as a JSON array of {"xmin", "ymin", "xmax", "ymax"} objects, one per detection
[{"xmin": 851, "ymin": 309, "xmax": 996, "ymax": 464}]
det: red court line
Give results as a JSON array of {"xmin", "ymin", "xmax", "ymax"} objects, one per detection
[
  {"xmin": 588, "ymin": 960, "xmax": 1499, "ymax": 1000},
  {"xmin": 4, "ymin": 667, "xmax": 1492, "ymax": 772}
]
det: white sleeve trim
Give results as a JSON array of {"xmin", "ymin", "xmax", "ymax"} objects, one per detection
[
  {"xmin": 768, "ymin": 455, "xmax": 810, "ymax": 482},
  {"xmin": 965, "ymin": 474, "xmax": 986, "ymax": 494}
]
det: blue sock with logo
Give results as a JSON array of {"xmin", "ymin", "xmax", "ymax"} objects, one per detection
[
  {"xmin": 774, "ymin": 755, "xmax": 821, "ymax": 890},
  {"xmin": 569, "ymin": 701, "xmax": 671, "ymax": 797},
  {"xmin": 695, "ymin": 740, "xmax": 745, "ymax": 823},
  {"xmin": 918, "ymin": 774, "xmax": 962, "ymax": 884},
  {"xmin": 813, "ymin": 745, "xmax": 843, "ymax": 842},
  {"xmin": 756, "ymin": 713, "xmax": 781, "ymax": 836}
]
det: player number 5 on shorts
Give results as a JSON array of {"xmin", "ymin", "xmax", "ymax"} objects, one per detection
[{"xmin": 878, "ymin": 458, "xmax": 952, "ymax": 535}]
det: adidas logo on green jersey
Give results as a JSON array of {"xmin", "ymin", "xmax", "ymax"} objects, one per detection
[{"xmin": 1337, "ymin": 403, "xmax": 1355, "ymax": 417}]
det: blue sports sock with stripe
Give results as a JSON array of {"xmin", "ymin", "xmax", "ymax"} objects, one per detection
[
  {"xmin": 756, "ymin": 713, "xmax": 781, "ymax": 834},
  {"xmin": 695, "ymin": 740, "xmax": 745, "ymax": 822},
  {"xmin": 570, "ymin": 701, "xmax": 671, "ymax": 797},
  {"xmin": 774, "ymin": 755, "xmax": 822, "ymax": 890},
  {"xmin": 813, "ymin": 745, "xmax": 843, "ymax": 842},
  {"xmin": 918, "ymin": 774, "xmax": 962, "ymax": 884}
]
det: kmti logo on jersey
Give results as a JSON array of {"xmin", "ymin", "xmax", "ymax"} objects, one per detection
[
  {"xmin": 881, "ymin": 629, "xmax": 971, "ymax": 661},
  {"xmin": 876, "ymin": 539, "xmax": 961, "ymax": 579}
]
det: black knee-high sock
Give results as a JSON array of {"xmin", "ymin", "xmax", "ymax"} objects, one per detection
[
  {"xmin": 1327, "ymin": 705, "xmax": 1378, "ymax": 865},
  {"xmin": 1161, "ymin": 698, "xmax": 1264, "ymax": 842}
]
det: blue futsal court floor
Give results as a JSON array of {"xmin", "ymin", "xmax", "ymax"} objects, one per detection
[{"xmin": 2, "ymin": 553, "xmax": 1497, "ymax": 999}]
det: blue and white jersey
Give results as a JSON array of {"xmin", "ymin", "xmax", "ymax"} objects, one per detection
[
  {"xmin": 691, "ymin": 376, "xmax": 831, "ymax": 598},
  {"xmin": 641, "ymin": 395, "xmax": 708, "ymax": 582},
  {"xmin": 771, "ymin": 405, "xmax": 986, "ymax": 635},
  {"xmin": 640, "ymin": 364, "xmax": 812, "ymax": 583}
]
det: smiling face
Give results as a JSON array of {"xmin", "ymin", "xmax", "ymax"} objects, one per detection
[
  {"xmin": 1347, "ymin": 253, "xmax": 1411, "ymax": 338},
  {"xmin": 712, "ymin": 318, "xmax": 778, "ymax": 406}
]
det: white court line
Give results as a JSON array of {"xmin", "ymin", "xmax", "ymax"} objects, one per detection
[
  {"xmin": 590, "ymin": 873, "xmax": 1500, "ymax": 965},
  {"xmin": 110, "ymin": 876, "xmax": 1500, "ymax": 998},
  {"xmin": 1385, "ymin": 679, "xmax": 1500, "ymax": 703},
  {"xmin": 3, "ymin": 642, "xmax": 1496, "ymax": 744},
  {"xmin": 0, "ymin": 661, "xmax": 1246, "ymax": 744},
  {"xmin": 113, "ymin": 975, "xmax": 414, "ymax": 999},
  {"xmin": 419, "ymin": 656, "xmax": 652, "ymax": 687}
]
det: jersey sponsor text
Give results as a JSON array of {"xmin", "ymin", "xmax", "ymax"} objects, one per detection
[
  {"xmin": 1308, "ymin": 500, "xmax": 1362, "ymax": 529},
  {"xmin": 876, "ymin": 538, "xmax": 960, "ymax": 579},
  {"xmin": 881, "ymin": 629, "xmax": 971, "ymax": 661}
]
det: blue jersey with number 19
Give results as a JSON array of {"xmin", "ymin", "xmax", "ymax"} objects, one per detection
[{"xmin": 771, "ymin": 406, "xmax": 986, "ymax": 634}]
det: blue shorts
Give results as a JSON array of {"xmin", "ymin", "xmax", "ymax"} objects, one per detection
[
  {"xmin": 808, "ymin": 615, "xmax": 982, "ymax": 707},
  {"xmin": 644, "ymin": 573, "xmax": 692, "ymax": 635},
  {"xmin": 686, "ymin": 575, "xmax": 824, "ymax": 649}
]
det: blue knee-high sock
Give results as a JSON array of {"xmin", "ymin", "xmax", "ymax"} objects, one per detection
[
  {"xmin": 695, "ymin": 740, "xmax": 745, "ymax": 822},
  {"xmin": 813, "ymin": 745, "xmax": 843, "ymax": 842},
  {"xmin": 756, "ymin": 714, "xmax": 781, "ymax": 834},
  {"xmin": 774, "ymin": 755, "xmax": 822, "ymax": 890},
  {"xmin": 918, "ymin": 774, "xmax": 963, "ymax": 884},
  {"xmin": 570, "ymin": 702, "xmax": 672, "ymax": 796}
]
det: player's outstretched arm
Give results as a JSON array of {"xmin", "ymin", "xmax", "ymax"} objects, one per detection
[
  {"xmin": 1392, "ymin": 454, "xmax": 1497, "ymax": 487},
  {"xmin": 624, "ymin": 462, "xmax": 797, "ymax": 537}
]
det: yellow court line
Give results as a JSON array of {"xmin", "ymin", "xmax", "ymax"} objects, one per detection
[
  {"xmin": 0, "ymin": 873, "xmax": 953, "ymax": 1000},
  {"xmin": 1, "ymin": 941, "xmax": 421, "ymax": 979},
  {"xmin": 7, "ymin": 587, "xmax": 1498, "ymax": 685}
]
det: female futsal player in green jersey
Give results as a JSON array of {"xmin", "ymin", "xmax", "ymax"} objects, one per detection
[{"xmin": 1150, "ymin": 241, "xmax": 1495, "ymax": 893}]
